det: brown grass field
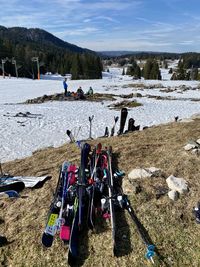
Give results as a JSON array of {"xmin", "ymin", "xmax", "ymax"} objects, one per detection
[{"xmin": 1, "ymin": 118, "xmax": 200, "ymax": 267}]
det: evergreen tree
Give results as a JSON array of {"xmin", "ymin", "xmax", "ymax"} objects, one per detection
[
  {"xmin": 143, "ymin": 59, "xmax": 161, "ymax": 80},
  {"xmin": 169, "ymin": 68, "xmax": 173, "ymax": 74}
]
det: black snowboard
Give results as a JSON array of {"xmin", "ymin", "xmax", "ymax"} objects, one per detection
[{"xmin": 117, "ymin": 108, "xmax": 128, "ymax": 135}]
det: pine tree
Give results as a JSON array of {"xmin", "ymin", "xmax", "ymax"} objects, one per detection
[{"xmin": 143, "ymin": 59, "xmax": 161, "ymax": 80}]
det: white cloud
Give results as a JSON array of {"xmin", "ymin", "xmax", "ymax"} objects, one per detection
[
  {"xmin": 56, "ymin": 27, "xmax": 99, "ymax": 37},
  {"xmin": 179, "ymin": 40, "xmax": 194, "ymax": 45}
]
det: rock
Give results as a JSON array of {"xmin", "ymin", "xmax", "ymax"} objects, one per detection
[
  {"xmin": 184, "ymin": 143, "xmax": 197, "ymax": 151},
  {"xmin": 166, "ymin": 175, "xmax": 188, "ymax": 194},
  {"xmin": 196, "ymin": 139, "xmax": 200, "ymax": 145},
  {"xmin": 168, "ymin": 190, "xmax": 179, "ymax": 201},
  {"xmin": 122, "ymin": 179, "xmax": 132, "ymax": 195},
  {"xmin": 179, "ymin": 118, "xmax": 194, "ymax": 123},
  {"xmin": 188, "ymin": 140, "xmax": 199, "ymax": 146},
  {"xmin": 147, "ymin": 167, "xmax": 161, "ymax": 177},
  {"xmin": 128, "ymin": 168, "xmax": 151, "ymax": 180},
  {"xmin": 191, "ymin": 148, "xmax": 200, "ymax": 155},
  {"xmin": 128, "ymin": 167, "xmax": 161, "ymax": 180}
]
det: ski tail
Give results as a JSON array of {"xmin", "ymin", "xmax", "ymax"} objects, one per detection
[
  {"xmin": 66, "ymin": 130, "xmax": 75, "ymax": 143},
  {"xmin": 42, "ymin": 166, "xmax": 63, "ymax": 247},
  {"xmin": 110, "ymin": 116, "xmax": 119, "ymax": 137},
  {"xmin": 104, "ymin": 126, "xmax": 109, "ymax": 137}
]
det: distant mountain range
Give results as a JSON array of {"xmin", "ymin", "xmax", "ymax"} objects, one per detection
[
  {"xmin": 98, "ymin": 51, "xmax": 181, "ymax": 57},
  {"xmin": 98, "ymin": 51, "xmax": 144, "ymax": 57}
]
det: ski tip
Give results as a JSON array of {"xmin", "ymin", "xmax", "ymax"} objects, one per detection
[
  {"xmin": 113, "ymin": 246, "xmax": 118, "ymax": 257},
  {"xmin": 41, "ymin": 233, "xmax": 54, "ymax": 248}
]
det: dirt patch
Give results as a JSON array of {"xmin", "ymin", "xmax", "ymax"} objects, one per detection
[
  {"xmin": 23, "ymin": 92, "xmax": 116, "ymax": 104},
  {"xmin": 119, "ymin": 93, "xmax": 142, "ymax": 98},
  {"xmin": 108, "ymin": 100, "xmax": 143, "ymax": 110}
]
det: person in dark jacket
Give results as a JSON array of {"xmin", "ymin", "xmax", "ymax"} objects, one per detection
[
  {"xmin": 76, "ymin": 86, "xmax": 85, "ymax": 99},
  {"xmin": 86, "ymin": 86, "xmax": 94, "ymax": 96}
]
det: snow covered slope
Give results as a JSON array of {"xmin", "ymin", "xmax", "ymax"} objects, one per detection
[{"xmin": 0, "ymin": 71, "xmax": 200, "ymax": 162}]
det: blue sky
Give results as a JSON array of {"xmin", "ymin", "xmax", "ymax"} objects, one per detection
[{"xmin": 0, "ymin": 0, "xmax": 200, "ymax": 52}]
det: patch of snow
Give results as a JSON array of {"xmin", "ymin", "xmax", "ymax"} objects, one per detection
[{"xmin": 0, "ymin": 68, "xmax": 200, "ymax": 163}]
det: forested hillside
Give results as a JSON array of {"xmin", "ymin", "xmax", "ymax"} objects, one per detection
[{"xmin": 0, "ymin": 26, "xmax": 103, "ymax": 79}]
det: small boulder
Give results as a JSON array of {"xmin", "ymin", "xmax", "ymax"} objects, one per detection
[
  {"xmin": 191, "ymin": 148, "xmax": 200, "ymax": 155},
  {"xmin": 128, "ymin": 168, "xmax": 151, "ymax": 180},
  {"xmin": 122, "ymin": 179, "xmax": 133, "ymax": 195},
  {"xmin": 196, "ymin": 139, "xmax": 200, "ymax": 145},
  {"xmin": 128, "ymin": 167, "xmax": 161, "ymax": 180},
  {"xmin": 168, "ymin": 190, "xmax": 179, "ymax": 201},
  {"xmin": 166, "ymin": 175, "xmax": 188, "ymax": 194},
  {"xmin": 184, "ymin": 143, "xmax": 197, "ymax": 151}
]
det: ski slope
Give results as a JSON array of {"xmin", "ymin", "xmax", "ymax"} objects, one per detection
[{"xmin": 0, "ymin": 69, "xmax": 200, "ymax": 162}]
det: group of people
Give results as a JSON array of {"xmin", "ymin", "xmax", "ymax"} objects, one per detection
[{"xmin": 63, "ymin": 78, "xmax": 93, "ymax": 99}]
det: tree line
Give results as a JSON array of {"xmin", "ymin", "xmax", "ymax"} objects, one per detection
[
  {"xmin": 0, "ymin": 36, "xmax": 103, "ymax": 79},
  {"xmin": 125, "ymin": 59, "xmax": 161, "ymax": 80}
]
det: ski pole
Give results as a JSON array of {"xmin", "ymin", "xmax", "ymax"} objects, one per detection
[
  {"xmin": 122, "ymin": 195, "xmax": 155, "ymax": 264},
  {"xmin": 89, "ymin": 115, "xmax": 94, "ymax": 139}
]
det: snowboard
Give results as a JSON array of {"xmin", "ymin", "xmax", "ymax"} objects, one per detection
[{"xmin": 117, "ymin": 108, "xmax": 128, "ymax": 135}]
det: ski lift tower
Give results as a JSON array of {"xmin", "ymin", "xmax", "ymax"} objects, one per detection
[
  {"xmin": 1, "ymin": 59, "xmax": 6, "ymax": 78},
  {"xmin": 32, "ymin": 57, "xmax": 40, "ymax": 80},
  {"xmin": 12, "ymin": 58, "xmax": 18, "ymax": 78}
]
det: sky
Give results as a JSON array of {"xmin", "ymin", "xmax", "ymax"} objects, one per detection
[{"xmin": 0, "ymin": 0, "xmax": 200, "ymax": 52}]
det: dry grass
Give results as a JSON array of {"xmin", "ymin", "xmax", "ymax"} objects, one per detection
[{"xmin": 1, "ymin": 119, "xmax": 200, "ymax": 267}]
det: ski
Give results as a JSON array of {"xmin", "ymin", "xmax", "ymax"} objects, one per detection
[
  {"xmin": 0, "ymin": 190, "xmax": 19, "ymax": 198},
  {"xmin": 106, "ymin": 147, "xmax": 117, "ymax": 255},
  {"xmin": 0, "ymin": 179, "xmax": 25, "ymax": 193},
  {"xmin": 89, "ymin": 115, "xmax": 94, "ymax": 139},
  {"xmin": 60, "ymin": 164, "xmax": 78, "ymax": 243},
  {"xmin": 117, "ymin": 108, "xmax": 128, "ymax": 135},
  {"xmin": 87, "ymin": 143, "xmax": 102, "ymax": 229},
  {"xmin": 110, "ymin": 116, "xmax": 119, "ymax": 136},
  {"xmin": 99, "ymin": 147, "xmax": 117, "ymax": 255},
  {"xmin": 68, "ymin": 143, "xmax": 91, "ymax": 265},
  {"xmin": 68, "ymin": 197, "xmax": 79, "ymax": 266},
  {"xmin": 104, "ymin": 126, "xmax": 109, "ymax": 137},
  {"xmin": 66, "ymin": 130, "xmax": 76, "ymax": 143},
  {"xmin": 42, "ymin": 162, "xmax": 68, "ymax": 247}
]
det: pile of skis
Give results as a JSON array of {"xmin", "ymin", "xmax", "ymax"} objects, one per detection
[
  {"xmin": 66, "ymin": 107, "xmax": 140, "ymax": 143},
  {"xmin": 42, "ymin": 143, "xmax": 155, "ymax": 265}
]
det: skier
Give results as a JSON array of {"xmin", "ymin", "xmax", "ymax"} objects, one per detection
[{"xmin": 63, "ymin": 78, "xmax": 68, "ymax": 97}]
